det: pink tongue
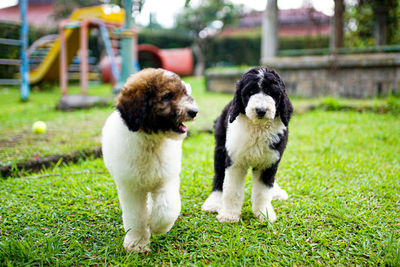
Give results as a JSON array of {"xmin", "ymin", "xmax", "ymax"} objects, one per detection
[{"xmin": 179, "ymin": 124, "xmax": 187, "ymax": 133}]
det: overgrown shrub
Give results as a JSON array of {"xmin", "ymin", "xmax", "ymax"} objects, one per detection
[
  {"xmin": 138, "ymin": 29, "xmax": 193, "ymax": 49},
  {"xmin": 386, "ymin": 93, "xmax": 400, "ymax": 114},
  {"xmin": 321, "ymin": 97, "xmax": 342, "ymax": 111}
]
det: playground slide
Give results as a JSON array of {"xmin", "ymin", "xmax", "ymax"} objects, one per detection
[{"xmin": 29, "ymin": 5, "xmax": 124, "ymax": 84}]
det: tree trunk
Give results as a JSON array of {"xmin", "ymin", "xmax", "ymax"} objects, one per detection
[
  {"xmin": 192, "ymin": 38, "xmax": 205, "ymax": 76},
  {"xmin": 261, "ymin": 0, "xmax": 279, "ymax": 63},
  {"xmin": 374, "ymin": 5, "xmax": 388, "ymax": 46},
  {"xmin": 331, "ymin": 0, "xmax": 344, "ymax": 50}
]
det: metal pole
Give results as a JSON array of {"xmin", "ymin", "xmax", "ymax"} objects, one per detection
[
  {"xmin": 20, "ymin": 0, "xmax": 30, "ymax": 101},
  {"xmin": 99, "ymin": 24, "xmax": 120, "ymax": 84},
  {"xmin": 80, "ymin": 20, "xmax": 89, "ymax": 94},
  {"xmin": 114, "ymin": 0, "xmax": 135, "ymax": 93},
  {"xmin": 59, "ymin": 22, "xmax": 68, "ymax": 95}
]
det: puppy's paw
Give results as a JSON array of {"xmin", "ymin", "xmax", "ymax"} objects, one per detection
[
  {"xmin": 125, "ymin": 243, "xmax": 150, "ymax": 253},
  {"xmin": 253, "ymin": 207, "xmax": 277, "ymax": 223},
  {"xmin": 272, "ymin": 189, "xmax": 288, "ymax": 201},
  {"xmin": 217, "ymin": 212, "xmax": 240, "ymax": 223},
  {"xmin": 202, "ymin": 191, "xmax": 222, "ymax": 213},
  {"xmin": 124, "ymin": 233, "xmax": 150, "ymax": 253},
  {"xmin": 272, "ymin": 184, "xmax": 288, "ymax": 201}
]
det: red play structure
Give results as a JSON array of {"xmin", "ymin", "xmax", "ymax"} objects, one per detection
[
  {"xmin": 25, "ymin": 5, "xmax": 192, "ymax": 95},
  {"xmin": 100, "ymin": 44, "xmax": 193, "ymax": 84}
]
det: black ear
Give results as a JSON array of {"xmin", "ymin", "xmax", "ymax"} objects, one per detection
[
  {"xmin": 269, "ymin": 70, "xmax": 293, "ymax": 126},
  {"xmin": 278, "ymin": 88, "xmax": 293, "ymax": 126},
  {"xmin": 116, "ymin": 91, "xmax": 150, "ymax": 132},
  {"xmin": 229, "ymin": 80, "xmax": 245, "ymax": 123}
]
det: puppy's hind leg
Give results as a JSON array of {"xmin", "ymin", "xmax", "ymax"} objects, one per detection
[
  {"xmin": 202, "ymin": 145, "xmax": 229, "ymax": 213},
  {"xmin": 272, "ymin": 182, "xmax": 288, "ymax": 201},
  {"xmin": 149, "ymin": 180, "xmax": 181, "ymax": 235}
]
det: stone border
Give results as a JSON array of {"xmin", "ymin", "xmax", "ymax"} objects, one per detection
[{"xmin": 206, "ymin": 53, "xmax": 400, "ymax": 97}]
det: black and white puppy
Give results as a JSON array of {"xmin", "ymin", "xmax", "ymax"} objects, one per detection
[{"xmin": 202, "ymin": 67, "xmax": 293, "ymax": 223}]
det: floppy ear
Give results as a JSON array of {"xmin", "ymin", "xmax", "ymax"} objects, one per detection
[
  {"xmin": 116, "ymin": 87, "xmax": 150, "ymax": 132},
  {"xmin": 229, "ymin": 80, "xmax": 245, "ymax": 123},
  {"xmin": 278, "ymin": 86, "xmax": 293, "ymax": 126},
  {"xmin": 269, "ymin": 70, "xmax": 293, "ymax": 126}
]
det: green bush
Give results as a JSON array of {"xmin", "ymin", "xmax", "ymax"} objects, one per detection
[
  {"xmin": 206, "ymin": 33, "xmax": 329, "ymax": 67},
  {"xmin": 206, "ymin": 34, "xmax": 261, "ymax": 66},
  {"xmin": 137, "ymin": 29, "xmax": 329, "ymax": 67},
  {"xmin": 321, "ymin": 97, "xmax": 342, "ymax": 111},
  {"xmin": 386, "ymin": 93, "xmax": 400, "ymax": 114},
  {"xmin": 138, "ymin": 29, "xmax": 193, "ymax": 49}
]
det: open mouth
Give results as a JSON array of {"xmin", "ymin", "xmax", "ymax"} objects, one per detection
[{"xmin": 173, "ymin": 122, "xmax": 187, "ymax": 134}]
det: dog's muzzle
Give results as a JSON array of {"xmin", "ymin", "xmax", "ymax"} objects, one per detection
[{"xmin": 246, "ymin": 93, "xmax": 276, "ymax": 122}]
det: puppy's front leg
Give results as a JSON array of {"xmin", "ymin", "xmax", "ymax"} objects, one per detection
[
  {"xmin": 117, "ymin": 187, "xmax": 151, "ymax": 253},
  {"xmin": 217, "ymin": 165, "xmax": 247, "ymax": 223},
  {"xmin": 150, "ymin": 179, "xmax": 181, "ymax": 235},
  {"xmin": 251, "ymin": 166, "xmax": 286, "ymax": 223}
]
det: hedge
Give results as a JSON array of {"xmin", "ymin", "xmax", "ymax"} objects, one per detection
[
  {"xmin": 138, "ymin": 29, "xmax": 329, "ymax": 67},
  {"xmin": 205, "ymin": 33, "xmax": 330, "ymax": 67},
  {"xmin": 0, "ymin": 22, "xmax": 56, "ymax": 79},
  {"xmin": 138, "ymin": 29, "xmax": 193, "ymax": 49},
  {"xmin": 0, "ymin": 23, "xmax": 330, "ymax": 80}
]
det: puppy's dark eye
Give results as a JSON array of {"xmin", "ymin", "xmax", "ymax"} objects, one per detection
[{"xmin": 161, "ymin": 92, "xmax": 175, "ymax": 101}]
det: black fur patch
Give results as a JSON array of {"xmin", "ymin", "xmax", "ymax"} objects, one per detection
[
  {"xmin": 269, "ymin": 129, "xmax": 288, "ymax": 152},
  {"xmin": 212, "ymin": 104, "xmax": 233, "ymax": 192}
]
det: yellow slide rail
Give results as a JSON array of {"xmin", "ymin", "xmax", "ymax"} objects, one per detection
[{"xmin": 29, "ymin": 5, "xmax": 124, "ymax": 84}]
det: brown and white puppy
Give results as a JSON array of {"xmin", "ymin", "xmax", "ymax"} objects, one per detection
[{"xmin": 102, "ymin": 68, "xmax": 197, "ymax": 253}]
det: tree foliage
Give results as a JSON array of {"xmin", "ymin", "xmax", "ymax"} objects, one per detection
[
  {"xmin": 174, "ymin": 0, "xmax": 244, "ymax": 75},
  {"xmin": 175, "ymin": 0, "xmax": 242, "ymax": 38},
  {"xmin": 345, "ymin": 0, "xmax": 400, "ymax": 47}
]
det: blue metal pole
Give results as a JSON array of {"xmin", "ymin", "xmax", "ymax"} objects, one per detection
[
  {"xmin": 20, "ymin": 0, "xmax": 30, "ymax": 101},
  {"xmin": 99, "ymin": 24, "xmax": 120, "ymax": 84},
  {"xmin": 114, "ymin": 0, "xmax": 138, "ymax": 94}
]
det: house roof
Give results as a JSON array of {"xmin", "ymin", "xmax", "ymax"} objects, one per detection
[
  {"xmin": 239, "ymin": 7, "xmax": 331, "ymax": 28},
  {"xmin": 220, "ymin": 7, "xmax": 331, "ymax": 37},
  {"xmin": 0, "ymin": 2, "xmax": 55, "ymax": 27}
]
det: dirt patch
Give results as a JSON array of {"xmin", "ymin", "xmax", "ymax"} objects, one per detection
[{"xmin": 1, "ymin": 147, "xmax": 102, "ymax": 178}]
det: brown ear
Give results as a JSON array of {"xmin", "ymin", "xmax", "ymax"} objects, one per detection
[{"xmin": 116, "ymin": 85, "xmax": 150, "ymax": 132}]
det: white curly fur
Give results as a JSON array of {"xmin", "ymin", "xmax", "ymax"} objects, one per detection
[
  {"xmin": 217, "ymin": 113, "xmax": 288, "ymax": 223},
  {"xmin": 102, "ymin": 111, "xmax": 185, "ymax": 252}
]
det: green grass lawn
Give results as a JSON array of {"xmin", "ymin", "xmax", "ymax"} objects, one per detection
[
  {"xmin": 1, "ymin": 78, "xmax": 395, "ymax": 170},
  {"xmin": 0, "ymin": 79, "xmax": 399, "ymax": 265},
  {"xmin": 0, "ymin": 78, "xmax": 232, "ymax": 169}
]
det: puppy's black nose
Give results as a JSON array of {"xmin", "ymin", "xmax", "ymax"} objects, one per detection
[
  {"xmin": 256, "ymin": 108, "xmax": 267, "ymax": 118},
  {"xmin": 187, "ymin": 109, "xmax": 198, "ymax": 119}
]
